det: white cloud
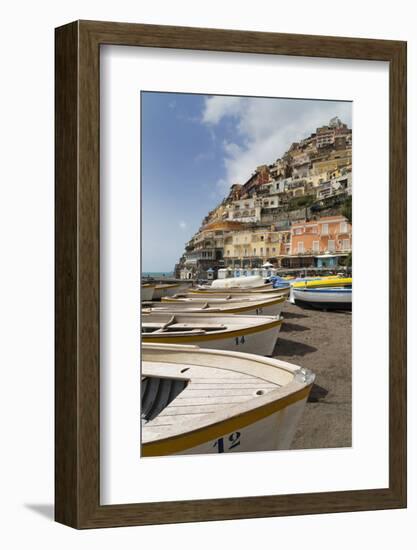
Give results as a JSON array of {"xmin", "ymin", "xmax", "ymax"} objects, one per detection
[
  {"xmin": 201, "ymin": 96, "xmax": 352, "ymax": 193},
  {"xmin": 202, "ymin": 96, "xmax": 244, "ymax": 125},
  {"xmin": 179, "ymin": 221, "xmax": 187, "ymax": 230}
]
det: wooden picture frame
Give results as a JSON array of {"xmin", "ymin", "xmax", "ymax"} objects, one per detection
[{"xmin": 55, "ymin": 20, "xmax": 407, "ymax": 528}]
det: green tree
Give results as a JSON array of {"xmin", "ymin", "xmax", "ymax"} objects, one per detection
[
  {"xmin": 342, "ymin": 196, "xmax": 352, "ymax": 223},
  {"xmin": 339, "ymin": 252, "xmax": 352, "ymax": 268}
]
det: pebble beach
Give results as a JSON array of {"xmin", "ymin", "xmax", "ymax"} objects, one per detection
[{"xmin": 274, "ymin": 301, "xmax": 352, "ymax": 449}]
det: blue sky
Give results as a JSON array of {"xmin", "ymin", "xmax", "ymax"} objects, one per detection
[{"xmin": 141, "ymin": 92, "xmax": 352, "ymax": 272}]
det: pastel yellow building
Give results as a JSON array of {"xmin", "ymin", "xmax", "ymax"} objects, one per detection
[{"xmin": 224, "ymin": 228, "xmax": 291, "ymax": 266}]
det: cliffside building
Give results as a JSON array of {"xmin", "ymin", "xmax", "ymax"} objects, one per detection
[{"xmin": 176, "ymin": 117, "xmax": 352, "ymax": 278}]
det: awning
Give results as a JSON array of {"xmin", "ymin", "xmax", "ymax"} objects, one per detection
[{"xmin": 314, "ymin": 254, "xmax": 348, "ymax": 258}]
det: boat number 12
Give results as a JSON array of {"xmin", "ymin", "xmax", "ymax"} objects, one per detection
[{"xmin": 213, "ymin": 432, "xmax": 241, "ymax": 453}]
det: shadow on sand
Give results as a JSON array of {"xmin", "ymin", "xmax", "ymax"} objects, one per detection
[
  {"xmin": 308, "ymin": 384, "xmax": 329, "ymax": 403},
  {"xmin": 282, "ymin": 311, "xmax": 309, "ymax": 320},
  {"xmin": 281, "ymin": 322, "xmax": 310, "ymax": 333},
  {"xmin": 274, "ymin": 337, "xmax": 317, "ymax": 357}
]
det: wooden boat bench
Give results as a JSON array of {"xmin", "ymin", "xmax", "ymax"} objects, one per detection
[
  {"xmin": 168, "ymin": 322, "xmax": 226, "ymax": 331},
  {"xmin": 149, "ymin": 328, "xmax": 207, "ymax": 337}
]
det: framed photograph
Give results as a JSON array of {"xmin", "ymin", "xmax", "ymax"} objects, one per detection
[{"xmin": 55, "ymin": 20, "xmax": 406, "ymax": 528}]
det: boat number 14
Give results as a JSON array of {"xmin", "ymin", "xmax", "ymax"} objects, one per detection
[{"xmin": 213, "ymin": 432, "xmax": 241, "ymax": 453}]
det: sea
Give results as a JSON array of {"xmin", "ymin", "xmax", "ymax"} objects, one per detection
[{"xmin": 142, "ymin": 271, "xmax": 174, "ymax": 278}]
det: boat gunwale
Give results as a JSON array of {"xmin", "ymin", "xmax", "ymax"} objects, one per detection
[
  {"xmin": 151, "ymin": 295, "xmax": 286, "ymax": 314},
  {"xmin": 154, "ymin": 283, "xmax": 182, "ymax": 290},
  {"xmin": 292, "ymin": 278, "xmax": 352, "ymax": 289},
  {"xmin": 142, "ymin": 384, "xmax": 311, "ymax": 455},
  {"xmin": 189, "ymin": 286, "xmax": 290, "ymax": 296},
  {"xmin": 162, "ymin": 294, "xmax": 286, "ymax": 304},
  {"xmin": 141, "ymin": 314, "xmax": 283, "ymax": 343},
  {"xmin": 293, "ymin": 288, "xmax": 352, "ymax": 294},
  {"xmin": 141, "ymin": 345, "xmax": 313, "ymax": 455}
]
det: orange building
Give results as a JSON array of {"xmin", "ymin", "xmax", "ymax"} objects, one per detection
[{"xmin": 289, "ymin": 215, "xmax": 351, "ymax": 268}]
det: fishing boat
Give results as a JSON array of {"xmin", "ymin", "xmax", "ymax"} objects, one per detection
[
  {"xmin": 292, "ymin": 277, "xmax": 352, "ymax": 289},
  {"xmin": 141, "ymin": 343, "xmax": 315, "ymax": 456},
  {"xmin": 292, "ymin": 287, "xmax": 352, "ymax": 310},
  {"xmin": 141, "ymin": 283, "xmax": 156, "ymax": 301},
  {"xmin": 269, "ymin": 275, "xmax": 293, "ymax": 290},
  {"xmin": 190, "ymin": 285, "xmax": 290, "ymax": 298},
  {"xmin": 176, "ymin": 281, "xmax": 194, "ymax": 292},
  {"xmin": 289, "ymin": 277, "xmax": 351, "ymax": 303},
  {"xmin": 209, "ymin": 274, "xmax": 270, "ymax": 290},
  {"xmin": 142, "ymin": 312, "xmax": 283, "ymax": 356},
  {"xmin": 152, "ymin": 283, "xmax": 184, "ymax": 300},
  {"xmin": 143, "ymin": 294, "xmax": 287, "ymax": 316},
  {"xmin": 162, "ymin": 291, "xmax": 285, "ymax": 303}
]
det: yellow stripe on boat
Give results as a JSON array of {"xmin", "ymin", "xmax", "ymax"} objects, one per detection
[
  {"xmin": 189, "ymin": 286, "xmax": 289, "ymax": 295},
  {"xmin": 142, "ymin": 384, "xmax": 311, "ymax": 456},
  {"xmin": 159, "ymin": 295, "xmax": 286, "ymax": 313},
  {"xmin": 155, "ymin": 283, "xmax": 181, "ymax": 289},
  {"xmin": 215, "ymin": 296, "xmax": 285, "ymax": 314},
  {"xmin": 142, "ymin": 317, "xmax": 283, "ymax": 344},
  {"xmin": 292, "ymin": 277, "xmax": 352, "ymax": 289}
]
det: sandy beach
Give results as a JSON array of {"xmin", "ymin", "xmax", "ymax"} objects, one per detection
[{"xmin": 273, "ymin": 301, "xmax": 352, "ymax": 450}]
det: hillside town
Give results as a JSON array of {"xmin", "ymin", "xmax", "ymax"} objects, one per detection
[{"xmin": 175, "ymin": 116, "xmax": 352, "ymax": 280}]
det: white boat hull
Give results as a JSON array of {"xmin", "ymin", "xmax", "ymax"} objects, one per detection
[
  {"xmin": 192, "ymin": 323, "xmax": 281, "ymax": 356},
  {"xmin": 210, "ymin": 275, "xmax": 266, "ymax": 289},
  {"xmin": 152, "ymin": 284, "xmax": 183, "ymax": 300},
  {"xmin": 191, "ymin": 286, "xmax": 289, "ymax": 298},
  {"xmin": 176, "ymin": 397, "xmax": 307, "ymax": 454},
  {"xmin": 220, "ymin": 300, "xmax": 285, "ymax": 316},
  {"xmin": 150, "ymin": 299, "xmax": 285, "ymax": 316},
  {"xmin": 141, "ymin": 344, "xmax": 315, "ymax": 456},
  {"xmin": 141, "ymin": 286, "xmax": 155, "ymax": 301},
  {"xmin": 230, "ymin": 300, "xmax": 285, "ymax": 316},
  {"xmin": 293, "ymin": 288, "xmax": 352, "ymax": 310},
  {"xmin": 143, "ymin": 319, "xmax": 282, "ymax": 356}
]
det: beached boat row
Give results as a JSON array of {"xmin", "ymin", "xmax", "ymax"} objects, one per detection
[
  {"xmin": 143, "ymin": 293, "xmax": 286, "ymax": 316},
  {"xmin": 194, "ymin": 278, "xmax": 289, "ymax": 296},
  {"xmin": 141, "ymin": 281, "xmax": 193, "ymax": 301},
  {"xmin": 141, "ymin": 273, "xmax": 351, "ymax": 455}
]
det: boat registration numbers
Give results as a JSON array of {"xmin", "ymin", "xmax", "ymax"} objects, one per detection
[{"xmin": 213, "ymin": 432, "xmax": 241, "ymax": 453}]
